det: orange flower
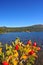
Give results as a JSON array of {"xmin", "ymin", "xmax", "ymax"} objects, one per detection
[
  {"xmin": 37, "ymin": 47, "xmax": 41, "ymax": 51},
  {"xmin": 0, "ymin": 48, "xmax": 2, "ymax": 52},
  {"xmin": 20, "ymin": 54, "xmax": 28, "ymax": 60}
]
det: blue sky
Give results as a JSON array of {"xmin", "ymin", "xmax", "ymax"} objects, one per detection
[{"xmin": 0, "ymin": 0, "xmax": 43, "ymax": 27}]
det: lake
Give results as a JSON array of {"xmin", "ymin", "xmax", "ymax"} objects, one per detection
[
  {"xmin": 0, "ymin": 32, "xmax": 43, "ymax": 47},
  {"xmin": 0, "ymin": 32, "xmax": 43, "ymax": 65}
]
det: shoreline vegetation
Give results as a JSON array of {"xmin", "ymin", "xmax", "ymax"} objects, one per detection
[{"xmin": 0, "ymin": 24, "xmax": 43, "ymax": 33}]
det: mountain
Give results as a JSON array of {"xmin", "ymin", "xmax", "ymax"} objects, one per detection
[
  {"xmin": 0, "ymin": 24, "xmax": 43, "ymax": 33},
  {"xmin": 27, "ymin": 24, "xmax": 43, "ymax": 32}
]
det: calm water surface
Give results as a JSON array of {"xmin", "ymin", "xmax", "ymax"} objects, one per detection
[{"xmin": 0, "ymin": 32, "xmax": 43, "ymax": 46}]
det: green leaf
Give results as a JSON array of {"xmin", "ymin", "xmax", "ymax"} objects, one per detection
[
  {"xmin": 28, "ymin": 56, "xmax": 35, "ymax": 64},
  {"xmin": 27, "ymin": 62, "xmax": 32, "ymax": 65}
]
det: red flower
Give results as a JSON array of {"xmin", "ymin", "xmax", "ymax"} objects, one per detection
[
  {"xmin": 27, "ymin": 40, "xmax": 31, "ymax": 45},
  {"xmin": 33, "ymin": 41, "xmax": 37, "ymax": 46},
  {"xmin": 15, "ymin": 45, "xmax": 19, "ymax": 50},
  {"xmin": 2, "ymin": 61, "xmax": 9, "ymax": 65},
  {"xmin": 29, "ymin": 50, "xmax": 34, "ymax": 55}
]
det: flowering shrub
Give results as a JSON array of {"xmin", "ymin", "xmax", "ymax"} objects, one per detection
[{"xmin": 0, "ymin": 38, "xmax": 40, "ymax": 65}]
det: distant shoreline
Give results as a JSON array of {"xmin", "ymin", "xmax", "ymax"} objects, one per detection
[{"xmin": 0, "ymin": 24, "xmax": 43, "ymax": 33}]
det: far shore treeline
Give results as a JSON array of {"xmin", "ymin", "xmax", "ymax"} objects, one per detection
[{"xmin": 0, "ymin": 24, "xmax": 43, "ymax": 33}]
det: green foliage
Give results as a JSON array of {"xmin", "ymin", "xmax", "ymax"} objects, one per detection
[
  {"xmin": 27, "ymin": 63, "xmax": 32, "ymax": 65},
  {"xmin": 29, "ymin": 56, "xmax": 35, "ymax": 64}
]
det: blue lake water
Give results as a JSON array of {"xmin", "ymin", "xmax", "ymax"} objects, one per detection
[{"xmin": 0, "ymin": 32, "xmax": 43, "ymax": 47}]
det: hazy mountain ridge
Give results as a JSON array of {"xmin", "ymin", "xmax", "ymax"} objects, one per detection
[{"xmin": 0, "ymin": 24, "xmax": 43, "ymax": 33}]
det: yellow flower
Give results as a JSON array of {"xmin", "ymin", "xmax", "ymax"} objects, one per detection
[
  {"xmin": 12, "ymin": 58, "xmax": 18, "ymax": 65},
  {"xmin": 26, "ymin": 44, "xmax": 29, "ymax": 48},
  {"xmin": 14, "ymin": 59, "xmax": 18, "ymax": 65},
  {"xmin": 13, "ymin": 50, "xmax": 19, "ymax": 58}
]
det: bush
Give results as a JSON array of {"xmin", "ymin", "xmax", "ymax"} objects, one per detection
[{"xmin": 0, "ymin": 38, "xmax": 40, "ymax": 65}]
